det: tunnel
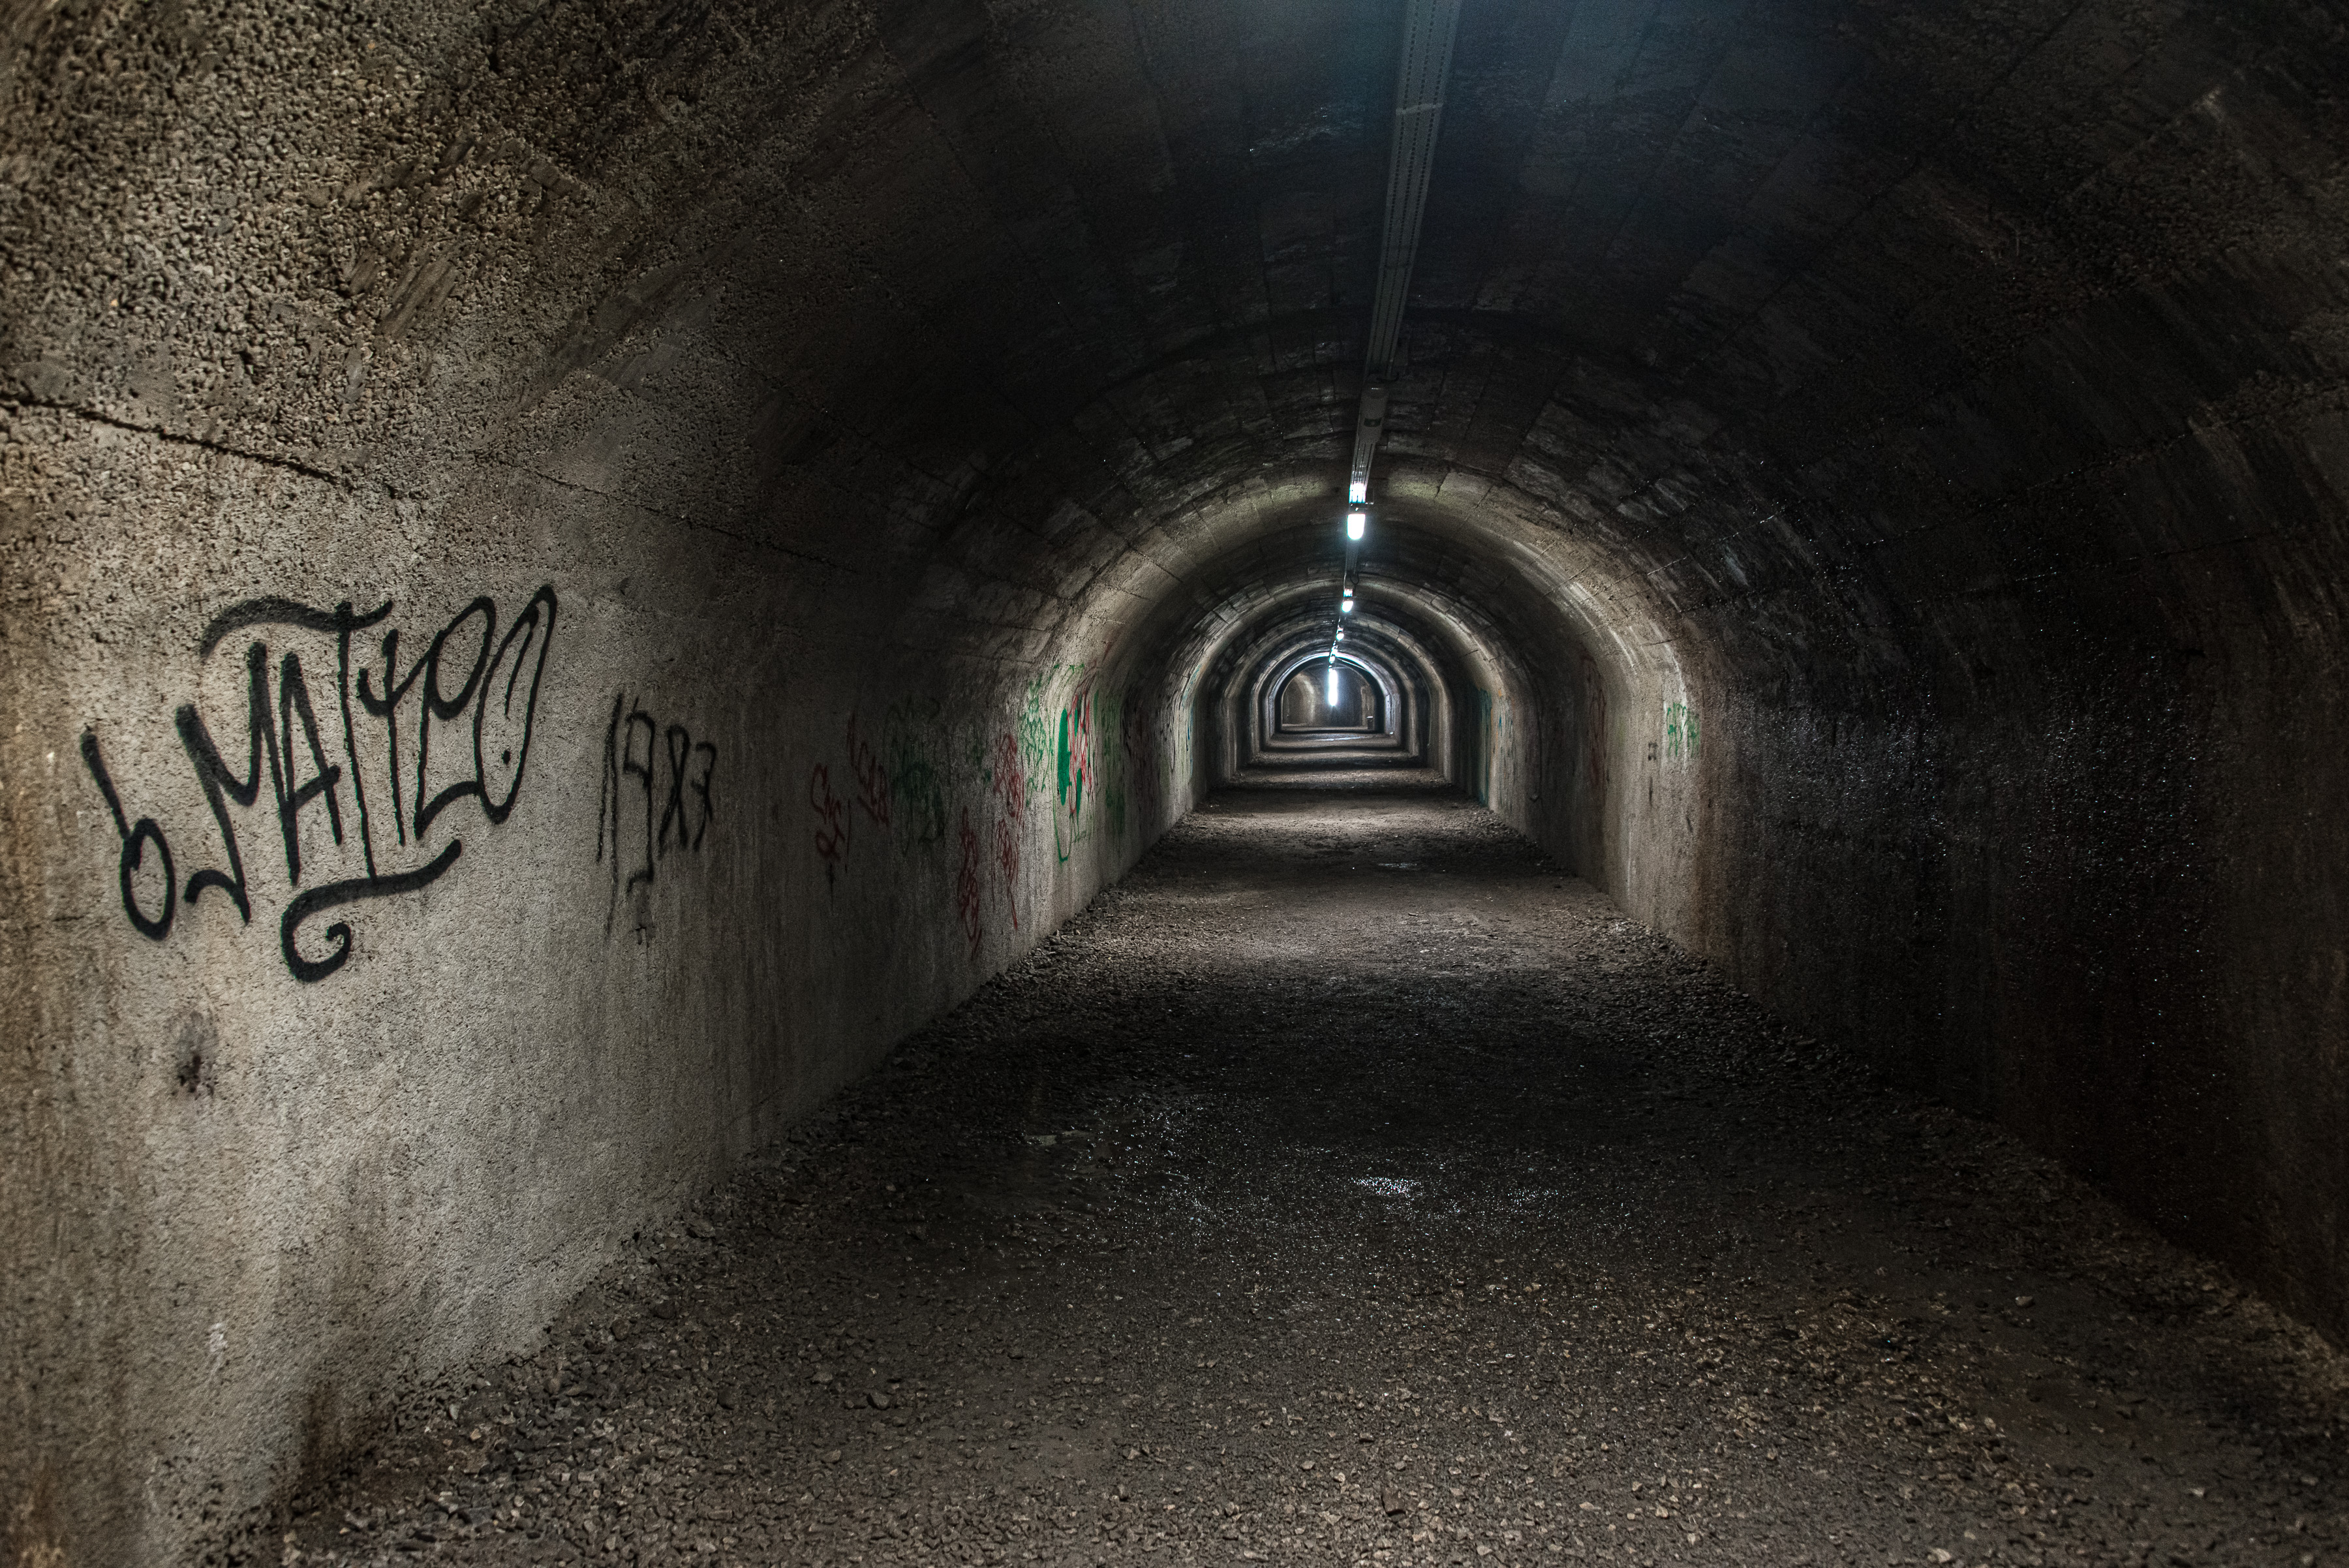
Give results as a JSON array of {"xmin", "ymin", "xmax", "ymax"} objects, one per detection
[{"xmin": 5, "ymin": 0, "xmax": 2349, "ymax": 1560}]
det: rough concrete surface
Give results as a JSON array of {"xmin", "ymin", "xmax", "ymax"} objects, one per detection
[
  {"xmin": 287, "ymin": 790, "xmax": 2349, "ymax": 1568},
  {"xmin": 7, "ymin": 0, "xmax": 2349, "ymax": 1558}
]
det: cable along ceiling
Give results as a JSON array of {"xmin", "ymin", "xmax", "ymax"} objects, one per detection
[{"xmin": 1336, "ymin": 0, "xmax": 1462, "ymax": 664}]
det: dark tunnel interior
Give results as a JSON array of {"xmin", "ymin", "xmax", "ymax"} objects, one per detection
[
  {"xmin": 1274, "ymin": 666, "xmax": 1379, "ymax": 737},
  {"xmin": 5, "ymin": 0, "xmax": 2349, "ymax": 1559}
]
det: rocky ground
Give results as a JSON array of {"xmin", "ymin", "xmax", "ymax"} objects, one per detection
[{"xmin": 285, "ymin": 786, "xmax": 2348, "ymax": 1568}]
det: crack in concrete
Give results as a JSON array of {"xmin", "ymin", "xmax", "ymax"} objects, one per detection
[
  {"xmin": 4, "ymin": 397, "xmax": 352, "ymax": 489},
  {"xmin": 463, "ymin": 450, "xmax": 857, "ymax": 574}
]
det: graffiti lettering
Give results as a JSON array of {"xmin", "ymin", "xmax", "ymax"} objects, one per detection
[
  {"xmin": 808, "ymin": 763, "xmax": 850, "ymax": 886},
  {"xmin": 80, "ymin": 731, "xmax": 174, "ymax": 940},
  {"xmin": 885, "ymin": 700, "xmax": 949, "ymax": 847},
  {"xmin": 989, "ymin": 732, "xmax": 1025, "ymax": 821},
  {"xmin": 847, "ymin": 713, "xmax": 891, "ymax": 828},
  {"xmin": 988, "ymin": 731, "xmax": 1023, "ymax": 929},
  {"xmin": 994, "ymin": 827, "xmax": 1021, "ymax": 929},
  {"xmin": 78, "ymin": 587, "xmax": 557, "ymax": 981},
  {"xmin": 1018, "ymin": 674, "xmax": 1054, "ymax": 799},
  {"xmin": 596, "ymin": 694, "xmax": 717, "ymax": 939},
  {"xmin": 956, "ymin": 808, "xmax": 983, "ymax": 957},
  {"xmin": 660, "ymin": 726, "xmax": 715, "ymax": 853},
  {"xmin": 1664, "ymin": 700, "xmax": 1700, "ymax": 763},
  {"xmin": 810, "ymin": 704, "xmax": 968, "ymax": 921},
  {"xmin": 1054, "ymin": 684, "xmax": 1098, "ymax": 862}
]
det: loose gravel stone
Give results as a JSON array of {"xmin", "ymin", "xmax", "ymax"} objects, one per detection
[{"xmin": 290, "ymin": 788, "xmax": 2349, "ymax": 1568}]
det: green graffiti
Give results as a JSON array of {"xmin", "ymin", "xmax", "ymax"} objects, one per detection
[
  {"xmin": 1096, "ymin": 690, "xmax": 1126, "ymax": 836},
  {"xmin": 1057, "ymin": 707, "xmax": 1072, "ymax": 805},
  {"xmin": 1475, "ymin": 688, "xmax": 1496, "ymax": 806},
  {"xmin": 1019, "ymin": 676, "xmax": 1054, "ymax": 797},
  {"xmin": 1020, "ymin": 662, "xmax": 1086, "ymax": 800},
  {"xmin": 1664, "ymin": 701, "xmax": 1699, "ymax": 762},
  {"xmin": 883, "ymin": 699, "xmax": 950, "ymax": 846},
  {"xmin": 1077, "ymin": 696, "xmax": 1096, "ymax": 841}
]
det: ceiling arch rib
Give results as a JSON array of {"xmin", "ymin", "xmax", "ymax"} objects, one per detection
[
  {"xmin": 1260, "ymin": 651, "xmax": 1403, "ymax": 754},
  {"xmin": 1189, "ymin": 581, "xmax": 1497, "ymax": 791},
  {"xmin": 1255, "ymin": 644, "xmax": 1409, "ymax": 752},
  {"xmin": 12, "ymin": 1, "xmax": 2349, "ymax": 1554}
]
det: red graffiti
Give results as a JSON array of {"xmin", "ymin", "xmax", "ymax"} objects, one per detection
[
  {"xmin": 808, "ymin": 763, "xmax": 850, "ymax": 884},
  {"xmin": 995, "ymin": 812, "xmax": 1021, "ymax": 930},
  {"xmin": 990, "ymin": 731, "xmax": 1024, "ymax": 820},
  {"xmin": 989, "ymin": 731, "xmax": 1023, "ymax": 928},
  {"xmin": 847, "ymin": 713, "xmax": 890, "ymax": 827},
  {"xmin": 956, "ymin": 808, "xmax": 983, "ymax": 957},
  {"xmin": 1066, "ymin": 686, "xmax": 1096, "ymax": 821}
]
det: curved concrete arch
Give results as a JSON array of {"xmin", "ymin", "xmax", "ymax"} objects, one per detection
[
  {"xmin": 10, "ymin": 0, "xmax": 2349, "ymax": 1553},
  {"xmin": 1180, "ymin": 575, "xmax": 1514, "ymax": 796},
  {"xmin": 1188, "ymin": 600, "xmax": 1441, "ymax": 780},
  {"xmin": 1253, "ymin": 645, "xmax": 1407, "ymax": 758}
]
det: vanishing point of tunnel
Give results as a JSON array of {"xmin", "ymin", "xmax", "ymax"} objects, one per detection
[{"xmin": 5, "ymin": 0, "xmax": 2349, "ymax": 1563}]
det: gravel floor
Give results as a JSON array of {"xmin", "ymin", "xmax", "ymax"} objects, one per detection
[{"xmin": 290, "ymin": 787, "xmax": 2348, "ymax": 1568}]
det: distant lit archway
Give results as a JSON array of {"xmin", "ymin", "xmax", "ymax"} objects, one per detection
[{"xmin": 1276, "ymin": 660, "xmax": 1379, "ymax": 733}]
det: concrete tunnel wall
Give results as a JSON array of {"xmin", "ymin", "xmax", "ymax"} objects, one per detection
[
  {"xmin": 6, "ymin": 0, "xmax": 2349, "ymax": 1560},
  {"xmin": 0, "ymin": 2, "xmax": 1204, "ymax": 1557}
]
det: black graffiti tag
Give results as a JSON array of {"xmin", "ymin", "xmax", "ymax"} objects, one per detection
[
  {"xmin": 79, "ymin": 731, "xmax": 175, "ymax": 940},
  {"xmin": 78, "ymin": 587, "xmax": 557, "ymax": 981},
  {"xmin": 596, "ymin": 693, "xmax": 717, "ymax": 939}
]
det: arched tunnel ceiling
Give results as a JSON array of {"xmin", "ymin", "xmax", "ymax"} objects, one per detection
[
  {"xmin": 10, "ymin": 0, "xmax": 2344, "ymax": 674},
  {"xmin": 1200, "ymin": 586, "xmax": 1479, "ymax": 713},
  {"xmin": 1138, "ymin": 510, "xmax": 1559, "ymax": 707},
  {"xmin": 10, "ymin": 0, "xmax": 2349, "ymax": 1557},
  {"xmin": 9, "ymin": 0, "xmax": 2344, "ymax": 1252}
]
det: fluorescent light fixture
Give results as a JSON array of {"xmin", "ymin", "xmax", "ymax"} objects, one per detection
[
  {"xmin": 1341, "ymin": 600, "xmax": 1355, "ymax": 613},
  {"xmin": 1327, "ymin": 664, "xmax": 1341, "ymax": 705},
  {"xmin": 1349, "ymin": 480, "xmax": 1368, "ymax": 504},
  {"xmin": 1345, "ymin": 510, "xmax": 1367, "ymax": 540}
]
